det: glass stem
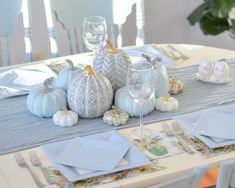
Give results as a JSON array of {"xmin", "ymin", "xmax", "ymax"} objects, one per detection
[{"xmin": 139, "ymin": 101, "xmax": 144, "ymax": 134}]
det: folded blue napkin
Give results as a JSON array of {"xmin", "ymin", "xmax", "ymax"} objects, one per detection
[{"xmin": 124, "ymin": 45, "xmax": 175, "ymax": 66}]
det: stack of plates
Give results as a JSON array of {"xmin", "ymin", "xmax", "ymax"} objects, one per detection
[
  {"xmin": 175, "ymin": 108, "xmax": 235, "ymax": 149},
  {"xmin": 42, "ymin": 130, "xmax": 149, "ymax": 182}
]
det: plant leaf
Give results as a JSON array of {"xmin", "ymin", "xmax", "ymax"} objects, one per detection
[
  {"xmin": 199, "ymin": 13, "xmax": 230, "ymax": 35},
  {"xmin": 210, "ymin": 0, "xmax": 235, "ymax": 18},
  {"xmin": 188, "ymin": 2, "xmax": 211, "ymax": 25}
]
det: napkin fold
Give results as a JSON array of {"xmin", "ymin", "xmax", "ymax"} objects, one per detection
[
  {"xmin": 124, "ymin": 45, "xmax": 175, "ymax": 66},
  {"xmin": 0, "ymin": 64, "xmax": 55, "ymax": 99}
]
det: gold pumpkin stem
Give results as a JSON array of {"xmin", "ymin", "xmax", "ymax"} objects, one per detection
[
  {"xmin": 163, "ymin": 95, "xmax": 171, "ymax": 102},
  {"xmin": 111, "ymin": 106, "xmax": 121, "ymax": 114},
  {"xmin": 106, "ymin": 40, "xmax": 117, "ymax": 54},
  {"xmin": 85, "ymin": 65, "xmax": 95, "ymax": 76},
  {"xmin": 62, "ymin": 106, "xmax": 68, "ymax": 112}
]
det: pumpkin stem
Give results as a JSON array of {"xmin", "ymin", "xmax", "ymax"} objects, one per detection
[
  {"xmin": 142, "ymin": 54, "xmax": 161, "ymax": 66},
  {"xmin": 66, "ymin": 59, "xmax": 75, "ymax": 70},
  {"xmin": 111, "ymin": 106, "xmax": 121, "ymax": 114},
  {"xmin": 162, "ymin": 94, "xmax": 171, "ymax": 102},
  {"xmin": 106, "ymin": 40, "xmax": 117, "ymax": 54},
  {"xmin": 84, "ymin": 65, "xmax": 95, "ymax": 76},
  {"xmin": 43, "ymin": 77, "xmax": 54, "ymax": 93},
  {"xmin": 62, "ymin": 106, "xmax": 68, "ymax": 112}
]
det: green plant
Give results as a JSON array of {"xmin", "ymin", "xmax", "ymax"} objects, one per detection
[{"xmin": 188, "ymin": 0, "xmax": 235, "ymax": 38}]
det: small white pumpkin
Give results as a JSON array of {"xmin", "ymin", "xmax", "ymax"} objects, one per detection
[
  {"xmin": 103, "ymin": 106, "xmax": 129, "ymax": 126},
  {"xmin": 169, "ymin": 77, "xmax": 184, "ymax": 95},
  {"xmin": 93, "ymin": 40, "xmax": 131, "ymax": 91},
  {"xmin": 53, "ymin": 59, "xmax": 82, "ymax": 91},
  {"xmin": 53, "ymin": 107, "xmax": 78, "ymax": 127},
  {"xmin": 155, "ymin": 95, "xmax": 179, "ymax": 112}
]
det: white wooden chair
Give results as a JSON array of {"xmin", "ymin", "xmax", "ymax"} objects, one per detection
[
  {"xmin": 216, "ymin": 160, "xmax": 235, "ymax": 188},
  {"xmin": 149, "ymin": 165, "xmax": 209, "ymax": 188},
  {"xmin": 0, "ymin": 0, "xmax": 32, "ymax": 66},
  {"xmin": 43, "ymin": 0, "xmax": 145, "ymax": 57}
]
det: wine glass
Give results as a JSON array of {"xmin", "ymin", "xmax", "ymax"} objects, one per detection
[
  {"xmin": 126, "ymin": 61, "xmax": 156, "ymax": 140},
  {"xmin": 82, "ymin": 16, "xmax": 107, "ymax": 53}
]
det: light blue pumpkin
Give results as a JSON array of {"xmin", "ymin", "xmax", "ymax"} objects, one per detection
[
  {"xmin": 114, "ymin": 87, "xmax": 156, "ymax": 117},
  {"xmin": 53, "ymin": 59, "xmax": 82, "ymax": 91},
  {"xmin": 27, "ymin": 77, "xmax": 67, "ymax": 118},
  {"xmin": 143, "ymin": 54, "xmax": 169, "ymax": 97}
]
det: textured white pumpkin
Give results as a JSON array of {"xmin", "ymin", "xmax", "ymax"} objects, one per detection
[
  {"xmin": 169, "ymin": 77, "xmax": 184, "ymax": 95},
  {"xmin": 53, "ymin": 107, "xmax": 78, "ymax": 127},
  {"xmin": 27, "ymin": 77, "xmax": 67, "ymax": 118},
  {"xmin": 143, "ymin": 54, "xmax": 169, "ymax": 97},
  {"xmin": 155, "ymin": 96, "xmax": 179, "ymax": 112},
  {"xmin": 115, "ymin": 87, "xmax": 156, "ymax": 117},
  {"xmin": 93, "ymin": 40, "xmax": 131, "ymax": 91},
  {"xmin": 103, "ymin": 106, "xmax": 129, "ymax": 126},
  {"xmin": 68, "ymin": 65, "xmax": 113, "ymax": 118},
  {"xmin": 54, "ymin": 59, "xmax": 82, "ymax": 91}
]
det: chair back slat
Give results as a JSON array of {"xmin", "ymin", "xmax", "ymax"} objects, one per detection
[
  {"xmin": 216, "ymin": 160, "xmax": 235, "ymax": 188},
  {"xmin": 150, "ymin": 165, "xmax": 209, "ymax": 188},
  {"xmin": 117, "ymin": 24, "xmax": 123, "ymax": 48},
  {"xmin": 0, "ymin": 0, "xmax": 32, "ymax": 66},
  {"xmin": 22, "ymin": 0, "xmax": 32, "ymax": 62},
  {"xmin": 5, "ymin": 37, "xmax": 11, "ymax": 66},
  {"xmin": 136, "ymin": 0, "xmax": 145, "ymax": 46},
  {"xmin": 0, "ymin": 40, "xmax": 3, "ymax": 67},
  {"xmin": 44, "ymin": 0, "xmax": 144, "ymax": 56}
]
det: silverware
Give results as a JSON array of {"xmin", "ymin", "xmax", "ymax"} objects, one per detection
[
  {"xmin": 161, "ymin": 122, "xmax": 194, "ymax": 154},
  {"xmin": 29, "ymin": 151, "xmax": 54, "ymax": 184},
  {"xmin": 158, "ymin": 47, "xmax": 180, "ymax": 61},
  {"xmin": 167, "ymin": 45, "xmax": 190, "ymax": 60},
  {"xmin": 15, "ymin": 152, "xmax": 45, "ymax": 188},
  {"xmin": 171, "ymin": 121, "xmax": 202, "ymax": 151}
]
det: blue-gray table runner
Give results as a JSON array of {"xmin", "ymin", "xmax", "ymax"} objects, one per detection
[{"xmin": 1, "ymin": 63, "xmax": 235, "ymax": 155}]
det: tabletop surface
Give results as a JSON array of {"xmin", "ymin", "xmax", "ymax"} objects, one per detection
[{"xmin": 0, "ymin": 44, "xmax": 235, "ymax": 188}]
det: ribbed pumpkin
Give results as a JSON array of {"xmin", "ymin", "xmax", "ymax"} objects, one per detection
[
  {"xmin": 53, "ymin": 59, "xmax": 82, "ymax": 91},
  {"xmin": 67, "ymin": 65, "xmax": 113, "ymax": 118},
  {"xmin": 142, "ymin": 54, "xmax": 169, "ymax": 97},
  {"xmin": 93, "ymin": 40, "xmax": 131, "ymax": 91},
  {"xmin": 114, "ymin": 87, "xmax": 156, "ymax": 117},
  {"xmin": 27, "ymin": 77, "xmax": 67, "ymax": 118}
]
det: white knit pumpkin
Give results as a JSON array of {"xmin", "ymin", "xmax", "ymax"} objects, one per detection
[
  {"xmin": 93, "ymin": 40, "xmax": 131, "ymax": 91},
  {"xmin": 67, "ymin": 65, "xmax": 113, "ymax": 118},
  {"xmin": 53, "ymin": 107, "xmax": 78, "ymax": 127},
  {"xmin": 155, "ymin": 95, "xmax": 179, "ymax": 112}
]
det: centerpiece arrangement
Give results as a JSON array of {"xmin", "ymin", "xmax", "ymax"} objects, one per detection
[{"xmin": 26, "ymin": 39, "xmax": 184, "ymax": 131}]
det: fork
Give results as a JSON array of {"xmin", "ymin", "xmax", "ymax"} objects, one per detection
[
  {"xmin": 29, "ymin": 151, "xmax": 54, "ymax": 184},
  {"xmin": 15, "ymin": 153, "xmax": 45, "ymax": 187},
  {"xmin": 161, "ymin": 122, "xmax": 194, "ymax": 154},
  {"xmin": 167, "ymin": 45, "xmax": 190, "ymax": 60},
  {"xmin": 171, "ymin": 121, "xmax": 203, "ymax": 151}
]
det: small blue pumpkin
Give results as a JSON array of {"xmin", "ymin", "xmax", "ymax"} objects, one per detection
[
  {"xmin": 114, "ymin": 87, "xmax": 156, "ymax": 117},
  {"xmin": 27, "ymin": 77, "xmax": 67, "ymax": 118},
  {"xmin": 143, "ymin": 54, "xmax": 169, "ymax": 97},
  {"xmin": 53, "ymin": 59, "xmax": 82, "ymax": 91}
]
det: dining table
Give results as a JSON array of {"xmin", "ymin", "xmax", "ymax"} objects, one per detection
[{"xmin": 0, "ymin": 44, "xmax": 235, "ymax": 188}]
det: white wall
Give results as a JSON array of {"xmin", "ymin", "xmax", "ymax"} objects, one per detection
[{"xmin": 4, "ymin": 0, "xmax": 235, "ymax": 66}]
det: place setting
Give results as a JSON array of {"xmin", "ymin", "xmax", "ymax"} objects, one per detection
[{"xmin": 2, "ymin": 2, "xmax": 235, "ymax": 187}]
